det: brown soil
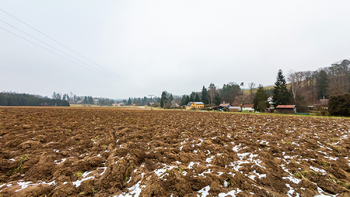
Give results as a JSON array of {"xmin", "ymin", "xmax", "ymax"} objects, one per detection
[{"xmin": 0, "ymin": 107, "xmax": 349, "ymax": 196}]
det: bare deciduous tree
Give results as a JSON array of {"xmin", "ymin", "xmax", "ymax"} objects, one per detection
[
  {"xmin": 248, "ymin": 82, "xmax": 255, "ymax": 103},
  {"xmin": 208, "ymin": 83, "xmax": 216, "ymax": 104}
]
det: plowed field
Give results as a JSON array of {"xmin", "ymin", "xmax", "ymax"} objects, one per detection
[{"xmin": 0, "ymin": 107, "xmax": 350, "ymax": 197}]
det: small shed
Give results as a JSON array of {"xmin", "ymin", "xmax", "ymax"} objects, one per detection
[
  {"xmin": 276, "ymin": 105, "xmax": 296, "ymax": 114},
  {"xmin": 229, "ymin": 106, "xmax": 241, "ymax": 112}
]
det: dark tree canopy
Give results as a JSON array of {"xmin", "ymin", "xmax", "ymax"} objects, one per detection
[
  {"xmin": 0, "ymin": 93, "xmax": 69, "ymax": 106},
  {"xmin": 214, "ymin": 92, "xmax": 221, "ymax": 105},
  {"xmin": 160, "ymin": 91, "xmax": 168, "ymax": 108},
  {"xmin": 273, "ymin": 69, "xmax": 291, "ymax": 106},
  {"xmin": 316, "ymin": 70, "xmax": 329, "ymax": 99},
  {"xmin": 220, "ymin": 82, "xmax": 241, "ymax": 104},
  {"xmin": 201, "ymin": 86, "xmax": 209, "ymax": 104},
  {"xmin": 253, "ymin": 86, "xmax": 269, "ymax": 112},
  {"xmin": 195, "ymin": 94, "xmax": 200, "ymax": 102},
  {"xmin": 329, "ymin": 93, "xmax": 350, "ymax": 116}
]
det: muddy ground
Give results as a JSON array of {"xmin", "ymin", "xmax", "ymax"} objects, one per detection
[{"xmin": 0, "ymin": 107, "xmax": 350, "ymax": 197}]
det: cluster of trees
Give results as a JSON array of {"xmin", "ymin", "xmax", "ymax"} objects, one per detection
[
  {"xmin": 52, "ymin": 92, "xmax": 117, "ymax": 106},
  {"xmin": 287, "ymin": 59, "xmax": 350, "ymax": 111},
  {"xmin": 0, "ymin": 92, "xmax": 69, "ymax": 106},
  {"xmin": 159, "ymin": 82, "xmax": 246, "ymax": 109},
  {"xmin": 157, "ymin": 69, "xmax": 293, "ymax": 111},
  {"xmin": 178, "ymin": 83, "xmax": 244, "ymax": 106},
  {"xmin": 124, "ymin": 96, "xmax": 160, "ymax": 106}
]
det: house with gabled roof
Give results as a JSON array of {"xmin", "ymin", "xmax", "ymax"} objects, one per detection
[
  {"xmin": 219, "ymin": 101, "xmax": 231, "ymax": 110},
  {"xmin": 242, "ymin": 104, "xmax": 254, "ymax": 112},
  {"xmin": 276, "ymin": 105, "xmax": 296, "ymax": 114},
  {"xmin": 186, "ymin": 102, "xmax": 204, "ymax": 110}
]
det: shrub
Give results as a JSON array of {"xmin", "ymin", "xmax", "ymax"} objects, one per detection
[{"xmin": 328, "ymin": 93, "xmax": 350, "ymax": 116}]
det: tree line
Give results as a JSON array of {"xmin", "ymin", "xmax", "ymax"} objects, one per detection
[
  {"xmin": 124, "ymin": 97, "xmax": 160, "ymax": 106},
  {"xmin": 287, "ymin": 59, "xmax": 350, "ymax": 111},
  {"xmin": 0, "ymin": 92, "xmax": 70, "ymax": 106},
  {"xmin": 52, "ymin": 92, "xmax": 116, "ymax": 106},
  {"xmin": 156, "ymin": 58, "xmax": 350, "ymax": 112}
]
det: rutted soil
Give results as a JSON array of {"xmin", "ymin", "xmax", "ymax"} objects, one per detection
[{"xmin": 0, "ymin": 107, "xmax": 350, "ymax": 197}]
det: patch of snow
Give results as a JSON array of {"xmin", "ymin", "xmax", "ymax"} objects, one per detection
[
  {"xmin": 283, "ymin": 176, "xmax": 301, "ymax": 184},
  {"xmin": 197, "ymin": 185, "xmax": 210, "ymax": 197},
  {"xmin": 324, "ymin": 156, "xmax": 337, "ymax": 161},
  {"xmin": 310, "ymin": 166, "xmax": 327, "ymax": 175},
  {"xmin": 315, "ymin": 186, "xmax": 337, "ymax": 197},
  {"xmin": 15, "ymin": 180, "xmax": 55, "ymax": 192},
  {"xmin": 218, "ymin": 188, "xmax": 242, "ymax": 197},
  {"xmin": 118, "ymin": 180, "xmax": 146, "ymax": 197},
  {"xmin": 206, "ymin": 155, "xmax": 215, "ymax": 163},
  {"xmin": 199, "ymin": 169, "xmax": 212, "ymax": 177},
  {"xmin": 72, "ymin": 177, "xmax": 94, "ymax": 187},
  {"xmin": 54, "ymin": 158, "xmax": 66, "ymax": 165},
  {"xmin": 286, "ymin": 183, "xmax": 297, "ymax": 197},
  {"xmin": 99, "ymin": 167, "xmax": 107, "ymax": 176},
  {"xmin": 154, "ymin": 165, "xmax": 177, "ymax": 178}
]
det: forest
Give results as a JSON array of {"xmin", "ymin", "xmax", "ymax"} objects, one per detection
[{"xmin": 0, "ymin": 92, "xmax": 70, "ymax": 106}]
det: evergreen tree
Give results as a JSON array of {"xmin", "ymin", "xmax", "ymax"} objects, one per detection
[
  {"xmin": 181, "ymin": 95, "xmax": 187, "ymax": 105},
  {"xmin": 127, "ymin": 97, "xmax": 132, "ymax": 105},
  {"xmin": 253, "ymin": 86, "xmax": 269, "ymax": 112},
  {"xmin": 189, "ymin": 92, "xmax": 196, "ymax": 101},
  {"xmin": 201, "ymin": 86, "xmax": 209, "ymax": 104},
  {"xmin": 195, "ymin": 94, "xmax": 200, "ymax": 102},
  {"xmin": 273, "ymin": 69, "xmax": 291, "ymax": 106},
  {"xmin": 88, "ymin": 96, "xmax": 93, "ymax": 104},
  {"xmin": 214, "ymin": 92, "xmax": 221, "ymax": 105},
  {"xmin": 160, "ymin": 91, "xmax": 167, "ymax": 108},
  {"xmin": 316, "ymin": 70, "xmax": 329, "ymax": 99},
  {"xmin": 185, "ymin": 95, "xmax": 190, "ymax": 105}
]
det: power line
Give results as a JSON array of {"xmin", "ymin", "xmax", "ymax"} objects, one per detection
[
  {"xmin": 0, "ymin": 19, "xmax": 119, "ymax": 80},
  {"xmin": 0, "ymin": 8, "xmax": 146, "ymax": 94},
  {"xmin": 0, "ymin": 26, "xmax": 136, "ymax": 88}
]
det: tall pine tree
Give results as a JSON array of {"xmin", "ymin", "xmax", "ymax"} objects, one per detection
[
  {"xmin": 195, "ymin": 94, "xmax": 200, "ymax": 102},
  {"xmin": 201, "ymin": 86, "xmax": 209, "ymax": 104},
  {"xmin": 214, "ymin": 92, "xmax": 221, "ymax": 105},
  {"xmin": 185, "ymin": 95, "xmax": 190, "ymax": 105},
  {"xmin": 160, "ymin": 91, "xmax": 167, "ymax": 108},
  {"xmin": 181, "ymin": 95, "xmax": 187, "ymax": 106},
  {"xmin": 316, "ymin": 70, "xmax": 329, "ymax": 99},
  {"xmin": 273, "ymin": 69, "xmax": 291, "ymax": 107}
]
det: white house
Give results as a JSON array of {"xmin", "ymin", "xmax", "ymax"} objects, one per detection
[{"xmin": 242, "ymin": 104, "xmax": 254, "ymax": 112}]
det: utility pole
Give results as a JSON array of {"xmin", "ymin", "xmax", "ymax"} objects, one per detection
[{"xmin": 148, "ymin": 95, "xmax": 154, "ymax": 110}]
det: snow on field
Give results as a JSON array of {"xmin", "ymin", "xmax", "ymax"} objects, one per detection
[
  {"xmin": 218, "ymin": 188, "xmax": 242, "ymax": 197},
  {"xmin": 1, "ymin": 108, "xmax": 350, "ymax": 196},
  {"xmin": 14, "ymin": 180, "xmax": 56, "ymax": 192},
  {"xmin": 118, "ymin": 181, "xmax": 146, "ymax": 197},
  {"xmin": 197, "ymin": 185, "xmax": 210, "ymax": 197}
]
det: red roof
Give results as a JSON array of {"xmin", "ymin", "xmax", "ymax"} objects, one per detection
[
  {"xmin": 243, "ymin": 104, "xmax": 254, "ymax": 107},
  {"xmin": 276, "ymin": 105, "xmax": 295, "ymax": 109},
  {"xmin": 219, "ymin": 103, "xmax": 230, "ymax": 107}
]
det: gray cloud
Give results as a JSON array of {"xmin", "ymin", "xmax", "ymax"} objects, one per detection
[{"xmin": 1, "ymin": 0, "xmax": 350, "ymax": 98}]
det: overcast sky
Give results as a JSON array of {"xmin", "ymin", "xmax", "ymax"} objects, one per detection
[{"xmin": 1, "ymin": 1, "xmax": 350, "ymax": 99}]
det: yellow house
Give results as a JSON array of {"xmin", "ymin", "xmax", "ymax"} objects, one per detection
[{"xmin": 186, "ymin": 102, "xmax": 205, "ymax": 110}]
